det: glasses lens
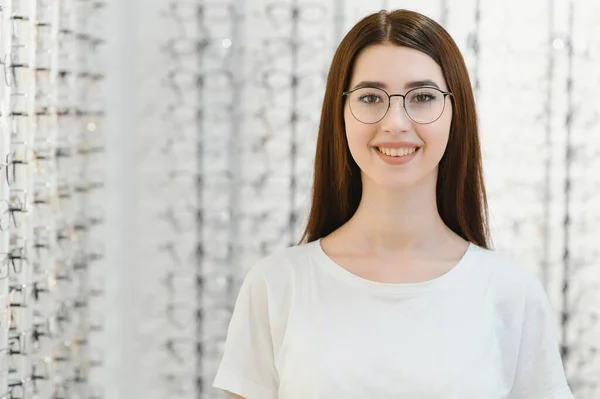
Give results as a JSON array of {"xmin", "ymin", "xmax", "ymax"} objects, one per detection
[
  {"xmin": 405, "ymin": 87, "xmax": 446, "ymax": 124},
  {"xmin": 347, "ymin": 87, "xmax": 389, "ymax": 124}
]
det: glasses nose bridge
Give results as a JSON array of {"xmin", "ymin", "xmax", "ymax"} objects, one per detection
[{"xmin": 388, "ymin": 93, "xmax": 406, "ymax": 111}]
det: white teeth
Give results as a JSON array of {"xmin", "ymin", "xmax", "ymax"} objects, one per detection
[{"xmin": 378, "ymin": 147, "xmax": 418, "ymax": 157}]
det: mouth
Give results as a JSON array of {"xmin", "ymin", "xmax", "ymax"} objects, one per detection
[
  {"xmin": 375, "ymin": 146, "xmax": 420, "ymax": 158},
  {"xmin": 373, "ymin": 146, "xmax": 420, "ymax": 166}
]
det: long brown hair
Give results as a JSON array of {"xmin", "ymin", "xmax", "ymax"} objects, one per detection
[{"xmin": 298, "ymin": 9, "xmax": 492, "ymax": 250}]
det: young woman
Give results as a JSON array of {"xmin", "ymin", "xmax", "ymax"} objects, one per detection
[{"xmin": 212, "ymin": 9, "xmax": 574, "ymax": 399}]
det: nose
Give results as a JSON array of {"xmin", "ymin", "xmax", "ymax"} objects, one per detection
[{"xmin": 380, "ymin": 95, "xmax": 412, "ymax": 130}]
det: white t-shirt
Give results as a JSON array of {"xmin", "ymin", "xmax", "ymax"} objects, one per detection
[{"xmin": 212, "ymin": 239, "xmax": 574, "ymax": 399}]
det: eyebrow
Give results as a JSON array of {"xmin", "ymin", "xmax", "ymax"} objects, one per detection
[{"xmin": 351, "ymin": 79, "xmax": 441, "ymax": 91}]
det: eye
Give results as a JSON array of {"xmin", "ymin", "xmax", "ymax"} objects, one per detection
[
  {"xmin": 412, "ymin": 93, "xmax": 435, "ymax": 102},
  {"xmin": 358, "ymin": 94, "xmax": 382, "ymax": 104},
  {"xmin": 408, "ymin": 88, "xmax": 440, "ymax": 104}
]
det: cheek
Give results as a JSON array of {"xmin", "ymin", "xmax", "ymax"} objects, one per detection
[
  {"xmin": 343, "ymin": 105, "xmax": 357, "ymax": 132},
  {"xmin": 345, "ymin": 124, "xmax": 374, "ymax": 157},
  {"xmin": 422, "ymin": 106, "xmax": 453, "ymax": 153},
  {"xmin": 346, "ymin": 132, "xmax": 371, "ymax": 163},
  {"xmin": 344, "ymin": 110, "xmax": 371, "ymax": 153},
  {"xmin": 419, "ymin": 127, "xmax": 451, "ymax": 166}
]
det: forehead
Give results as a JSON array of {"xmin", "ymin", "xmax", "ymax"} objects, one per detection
[{"xmin": 349, "ymin": 44, "xmax": 446, "ymax": 90}]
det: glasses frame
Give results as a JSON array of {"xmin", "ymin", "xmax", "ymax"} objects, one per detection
[{"xmin": 342, "ymin": 85, "xmax": 453, "ymax": 125}]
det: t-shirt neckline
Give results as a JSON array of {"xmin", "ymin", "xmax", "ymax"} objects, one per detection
[{"xmin": 312, "ymin": 238, "xmax": 476, "ymax": 296}]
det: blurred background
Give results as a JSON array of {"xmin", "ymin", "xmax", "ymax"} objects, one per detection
[{"xmin": 0, "ymin": 0, "xmax": 598, "ymax": 398}]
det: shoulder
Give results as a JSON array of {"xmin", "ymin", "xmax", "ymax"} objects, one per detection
[
  {"xmin": 237, "ymin": 242, "xmax": 318, "ymax": 324},
  {"xmin": 239, "ymin": 240, "xmax": 319, "ymax": 308},
  {"xmin": 472, "ymin": 244, "xmax": 541, "ymax": 284},
  {"xmin": 244, "ymin": 241, "xmax": 316, "ymax": 283},
  {"xmin": 469, "ymin": 244, "xmax": 552, "ymax": 319}
]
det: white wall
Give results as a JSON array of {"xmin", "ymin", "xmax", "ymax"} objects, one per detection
[{"xmin": 103, "ymin": 0, "xmax": 600, "ymax": 398}]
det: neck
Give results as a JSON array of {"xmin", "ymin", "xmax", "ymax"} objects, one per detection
[{"xmin": 344, "ymin": 170, "xmax": 454, "ymax": 256}]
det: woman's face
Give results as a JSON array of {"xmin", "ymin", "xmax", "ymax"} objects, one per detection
[{"xmin": 344, "ymin": 44, "xmax": 453, "ymax": 189}]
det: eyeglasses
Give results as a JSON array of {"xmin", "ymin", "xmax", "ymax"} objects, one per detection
[{"xmin": 342, "ymin": 86, "xmax": 453, "ymax": 125}]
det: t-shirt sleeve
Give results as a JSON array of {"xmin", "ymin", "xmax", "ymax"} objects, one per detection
[
  {"xmin": 212, "ymin": 263, "xmax": 279, "ymax": 399},
  {"xmin": 508, "ymin": 274, "xmax": 574, "ymax": 399}
]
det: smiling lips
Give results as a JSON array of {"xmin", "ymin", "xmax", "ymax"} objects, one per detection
[
  {"xmin": 377, "ymin": 146, "xmax": 418, "ymax": 157},
  {"xmin": 374, "ymin": 146, "xmax": 420, "ymax": 165}
]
